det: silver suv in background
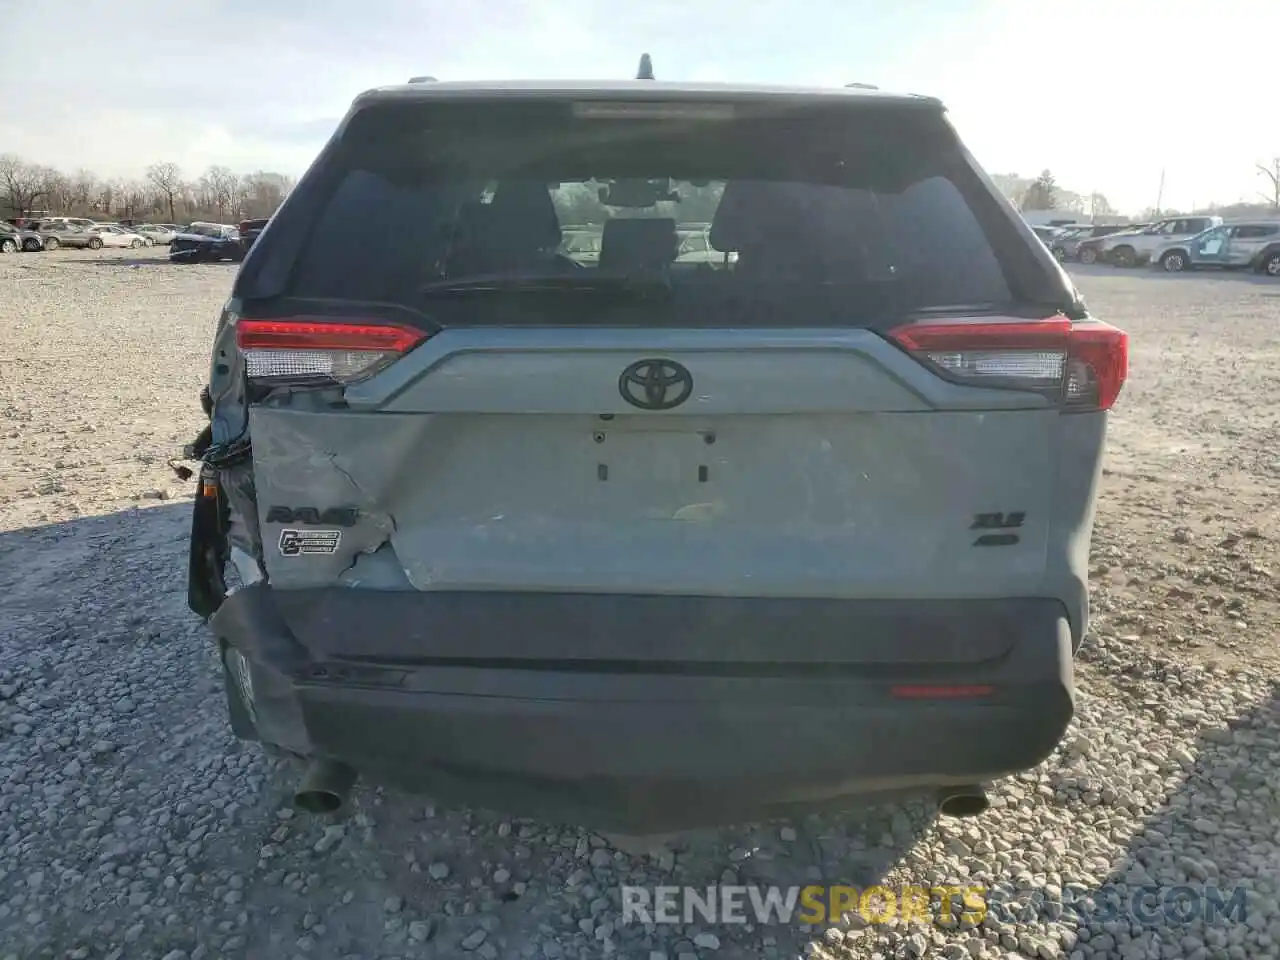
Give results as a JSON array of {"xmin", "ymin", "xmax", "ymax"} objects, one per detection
[
  {"xmin": 188, "ymin": 73, "xmax": 1128, "ymax": 832},
  {"xmin": 1081, "ymin": 215, "xmax": 1222, "ymax": 267},
  {"xmin": 1150, "ymin": 220, "xmax": 1280, "ymax": 274},
  {"xmin": 35, "ymin": 222, "xmax": 102, "ymax": 250}
]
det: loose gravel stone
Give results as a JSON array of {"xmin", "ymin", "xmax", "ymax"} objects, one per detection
[{"xmin": 461, "ymin": 927, "xmax": 489, "ymax": 950}]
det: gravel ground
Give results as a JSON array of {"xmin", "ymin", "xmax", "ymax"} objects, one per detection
[{"xmin": 1, "ymin": 248, "xmax": 1278, "ymax": 960}]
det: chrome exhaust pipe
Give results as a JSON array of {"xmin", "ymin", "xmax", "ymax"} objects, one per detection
[
  {"xmin": 294, "ymin": 759, "xmax": 357, "ymax": 815},
  {"xmin": 937, "ymin": 785, "xmax": 989, "ymax": 817}
]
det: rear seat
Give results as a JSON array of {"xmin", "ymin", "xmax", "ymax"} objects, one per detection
[{"xmin": 598, "ymin": 217, "xmax": 679, "ymax": 273}]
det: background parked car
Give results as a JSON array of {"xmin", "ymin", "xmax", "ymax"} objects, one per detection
[
  {"xmin": 1050, "ymin": 223, "xmax": 1142, "ymax": 262},
  {"xmin": 35, "ymin": 216, "xmax": 99, "ymax": 231},
  {"xmin": 169, "ymin": 222, "xmax": 243, "ymax": 263},
  {"xmin": 237, "ymin": 217, "xmax": 270, "ymax": 256},
  {"xmin": 92, "ymin": 225, "xmax": 150, "ymax": 248},
  {"xmin": 1084, "ymin": 216, "xmax": 1221, "ymax": 267},
  {"xmin": 135, "ymin": 224, "xmax": 178, "ymax": 245},
  {"xmin": 0, "ymin": 221, "xmax": 44, "ymax": 252},
  {"xmin": 1150, "ymin": 221, "xmax": 1280, "ymax": 275},
  {"xmin": 36, "ymin": 223, "xmax": 101, "ymax": 250},
  {"xmin": 0, "ymin": 222, "xmax": 22, "ymax": 253}
]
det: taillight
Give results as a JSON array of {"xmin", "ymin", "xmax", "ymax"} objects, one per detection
[
  {"xmin": 236, "ymin": 318, "xmax": 428, "ymax": 385},
  {"xmin": 886, "ymin": 315, "xmax": 1128, "ymax": 412}
]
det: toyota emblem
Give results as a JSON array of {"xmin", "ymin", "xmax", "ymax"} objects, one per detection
[{"xmin": 618, "ymin": 358, "xmax": 694, "ymax": 411}]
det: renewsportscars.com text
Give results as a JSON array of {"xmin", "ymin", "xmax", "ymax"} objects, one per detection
[{"xmin": 621, "ymin": 883, "xmax": 1249, "ymax": 928}]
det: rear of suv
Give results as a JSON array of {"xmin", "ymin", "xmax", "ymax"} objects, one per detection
[{"xmin": 189, "ymin": 74, "xmax": 1128, "ymax": 832}]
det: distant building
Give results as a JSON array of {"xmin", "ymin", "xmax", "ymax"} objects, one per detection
[
  {"xmin": 1021, "ymin": 209, "xmax": 1131, "ymax": 227},
  {"xmin": 1020, "ymin": 210, "xmax": 1084, "ymax": 227}
]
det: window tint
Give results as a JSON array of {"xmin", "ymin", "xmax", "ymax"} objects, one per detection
[{"xmin": 268, "ymin": 99, "xmax": 1074, "ymax": 324}]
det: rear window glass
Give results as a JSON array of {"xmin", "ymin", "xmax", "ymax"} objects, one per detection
[{"xmin": 274, "ymin": 99, "xmax": 1064, "ymax": 325}]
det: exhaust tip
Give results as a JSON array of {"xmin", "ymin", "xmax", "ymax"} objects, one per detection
[
  {"xmin": 294, "ymin": 759, "xmax": 357, "ymax": 815},
  {"xmin": 938, "ymin": 787, "xmax": 989, "ymax": 818},
  {"xmin": 294, "ymin": 788, "xmax": 345, "ymax": 815}
]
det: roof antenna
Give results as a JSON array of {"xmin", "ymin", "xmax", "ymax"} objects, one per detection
[{"xmin": 636, "ymin": 54, "xmax": 654, "ymax": 80}]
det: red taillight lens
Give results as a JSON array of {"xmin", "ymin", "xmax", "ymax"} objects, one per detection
[
  {"xmin": 236, "ymin": 318, "xmax": 428, "ymax": 385},
  {"xmin": 886, "ymin": 315, "xmax": 1128, "ymax": 412},
  {"xmin": 1063, "ymin": 322, "xmax": 1129, "ymax": 412}
]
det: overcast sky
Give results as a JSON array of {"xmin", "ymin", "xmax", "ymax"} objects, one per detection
[{"xmin": 0, "ymin": 0, "xmax": 1275, "ymax": 214}]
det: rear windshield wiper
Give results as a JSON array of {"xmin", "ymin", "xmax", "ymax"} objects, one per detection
[{"xmin": 418, "ymin": 273, "xmax": 672, "ymax": 300}]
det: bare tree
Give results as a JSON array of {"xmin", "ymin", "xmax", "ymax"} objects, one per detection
[
  {"xmin": 112, "ymin": 178, "xmax": 148, "ymax": 221},
  {"xmin": 1020, "ymin": 170, "xmax": 1058, "ymax": 212},
  {"xmin": 199, "ymin": 165, "xmax": 237, "ymax": 220},
  {"xmin": 1054, "ymin": 188, "xmax": 1085, "ymax": 216},
  {"xmin": 146, "ymin": 162, "xmax": 183, "ymax": 223},
  {"xmin": 48, "ymin": 171, "xmax": 76, "ymax": 213},
  {"xmin": 1257, "ymin": 158, "xmax": 1280, "ymax": 209},
  {"xmin": 96, "ymin": 180, "xmax": 115, "ymax": 218},
  {"xmin": 239, "ymin": 171, "xmax": 295, "ymax": 218},
  {"xmin": 0, "ymin": 155, "xmax": 52, "ymax": 216},
  {"xmin": 989, "ymin": 173, "xmax": 1032, "ymax": 206},
  {"xmin": 0, "ymin": 152, "xmax": 333, "ymax": 223},
  {"xmin": 70, "ymin": 170, "xmax": 98, "ymax": 213}
]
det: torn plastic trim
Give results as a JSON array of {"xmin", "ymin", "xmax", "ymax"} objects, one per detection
[
  {"xmin": 230, "ymin": 546, "xmax": 266, "ymax": 587},
  {"xmin": 210, "ymin": 582, "xmax": 313, "ymax": 676}
]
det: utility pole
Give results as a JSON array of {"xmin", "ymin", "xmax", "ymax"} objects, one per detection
[{"xmin": 1155, "ymin": 169, "xmax": 1165, "ymax": 217}]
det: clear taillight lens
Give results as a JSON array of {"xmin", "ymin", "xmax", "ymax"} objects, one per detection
[
  {"xmin": 886, "ymin": 315, "xmax": 1128, "ymax": 412},
  {"xmin": 236, "ymin": 319, "xmax": 428, "ymax": 385}
]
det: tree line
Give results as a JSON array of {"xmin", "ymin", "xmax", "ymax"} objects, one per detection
[
  {"xmin": 5, "ymin": 152, "xmax": 1276, "ymax": 227},
  {"xmin": 1000, "ymin": 162, "xmax": 1280, "ymax": 221},
  {"xmin": 0, "ymin": 155, "xmax": 295, "ymax": 224}
]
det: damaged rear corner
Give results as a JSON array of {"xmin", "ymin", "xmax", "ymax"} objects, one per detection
[
  {"xmin": 246, "ymin": 406, "xmax": 410, "ymax": 589},
  {"xmin": 186, "ymin": 442, "xmax": 266, "ymax": 617}
]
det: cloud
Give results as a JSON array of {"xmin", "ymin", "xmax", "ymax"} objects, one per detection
[{"xmin": 0, "ymin": 0, "xmax": 1274, "ymax": 210}]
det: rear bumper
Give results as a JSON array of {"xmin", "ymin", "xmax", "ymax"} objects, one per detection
[{"xmin": 210, "ymin": 585, "xmax": 1076, "ymax": 830}]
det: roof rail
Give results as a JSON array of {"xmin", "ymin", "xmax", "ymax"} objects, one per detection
[
  {"xmin": 636, "ymin": 54, "xmax": 654, "ymax": 80},
  {"xmin": 845, "ymin": 82, "xmax": 879, "ymax": 90},
  {"xmin": 408, "ymin": 75, "xmax": 438, "ymax": 83}
]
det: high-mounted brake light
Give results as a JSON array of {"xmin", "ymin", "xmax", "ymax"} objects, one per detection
[
  {"xmin": 886, "ymin": 315, "xmax": 1128, "ymax": 412},
  {"xmin": 571, "ymin": 101, "xmax": 735, "ymax": 121},
  {"xmin": 236, "ymin": 318, "xmax": 427, "ymax": 385}
]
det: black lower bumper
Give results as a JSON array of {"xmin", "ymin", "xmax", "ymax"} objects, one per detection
[{"xmin": 210, "ymin": 584, "xmax": 1075, "ymax": 831}]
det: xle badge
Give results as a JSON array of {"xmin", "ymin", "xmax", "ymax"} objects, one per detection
[
  {"xmin": 278, "ymin": 529, "xmax": 342, "ymax": 557},
  {"xmin": 970, "ymin": 511, "xmax": 1025, "ymax": 547}
]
